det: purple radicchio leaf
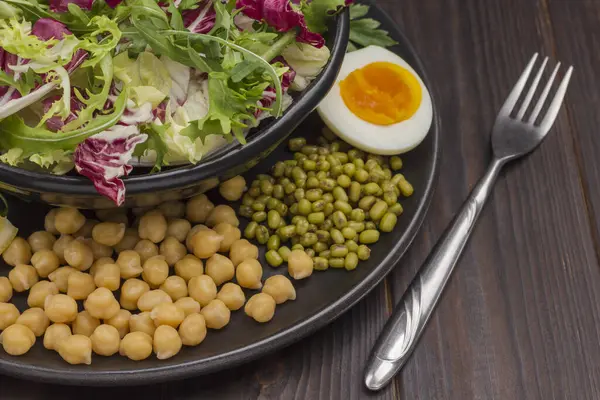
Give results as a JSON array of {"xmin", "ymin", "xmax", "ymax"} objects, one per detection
[
  {"xmin": 74, "ymin": 126, "xmax": 148, "ymax": 206},
  {"xmin": 42, "ymin": 89, "xmax": 86, "ymax": 131},
  {"xmin": 31, "ymin": 18, "xmax": 88, "ymax": 74},
  {"xmin": 182, "ymin": 0, "xmax": 217, "ymax": 34},
  {"xmin": 106, "ymin": 0, "xmax": 124, "ymax": 8},
  {"xmin": 236, "ymin": 0, "xmax": 325, "ymax": 48},
  {"xmin": 49, "ymin": 0, "xmax": 94, "ymax": 13},
  {"xmin": 0, "ymin": 48, "xmax": 22, "ymax": 105},
  {"xmin": 256, "ymin": 57, "xmax": 295, "ymax": 115}
]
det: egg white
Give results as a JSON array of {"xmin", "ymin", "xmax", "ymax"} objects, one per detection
[{"xmin": 317, "ymin": 46, "xmax": 433, "ymax": 155}]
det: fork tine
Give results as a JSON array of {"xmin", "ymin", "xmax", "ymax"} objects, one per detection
[
  {"xmin": 516, "ymin": 57, "xmax": 548, "ymax": 120},
  {"xmin": 527, "ymin": 63, "xmax": 560, "ymax": 124},
  {"xmin": 539, "ymin": 66, "xmax": 573, "ymax": 133},
  {"xmin": 498, "ymin": 53, "xmax": 538, "ymax": 117}
]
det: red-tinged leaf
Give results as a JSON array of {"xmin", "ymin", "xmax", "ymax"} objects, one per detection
[
  {"xmin": 31, "ymin": 18, "xmax": 88, "ymax": 73},
  {"xmin": 42, "ymin": 89, "xmax": 86, "ymax": 132},
  {"xmin": 182, "ymin": 0, "xmax": 216, "ymax": 34},
  {"xmin": 236, "ymin": 0, "xmax": 325, "ymax": 48},
  {"xmin": 74, "ymin": 126, "xmax": 148, "ymax": 206},
  {"xmin": 49, "ymin": 0, "xmax": 94, "ymax": 13}
]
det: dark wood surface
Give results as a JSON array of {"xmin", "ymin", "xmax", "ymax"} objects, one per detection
[{"xmin": 2, "ymin": 0, "xmax": 600, "ymax": 398}]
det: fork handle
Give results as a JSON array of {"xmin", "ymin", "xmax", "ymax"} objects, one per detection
[{"xmin": 364, "ymin": 157, "xmax": 505, "ymax": 391}]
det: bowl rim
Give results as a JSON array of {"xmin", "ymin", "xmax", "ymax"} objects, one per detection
[{"xmin": 0, "ymin": 11, "xmax": 351, "ymax": 196}]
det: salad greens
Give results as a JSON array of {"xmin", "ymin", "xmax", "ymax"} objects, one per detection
[
  {"xmin": 0, "ymin": 0, "xmax": 346, "ymax": 205},
  {"xmin": 347, "ymin": 4, "xmax": 397, "ymax": 52}
]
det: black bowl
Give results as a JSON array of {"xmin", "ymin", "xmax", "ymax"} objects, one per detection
[{"xmin": 0, "ymin": 12, "xmax": 350, "ymax": 210}]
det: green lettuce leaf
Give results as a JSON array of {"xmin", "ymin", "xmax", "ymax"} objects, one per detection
[
  {"xmin": 113, "ymin": 51, "xmax": 172, "ymax": 107},
  {"xmin": 302, "ymin": 0, "xmax": 346, "ymax": 34}
]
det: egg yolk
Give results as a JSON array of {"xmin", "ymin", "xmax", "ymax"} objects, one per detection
[{"xmin": 339, "ymin": 62, "xmax": 422, "ymax": 126}]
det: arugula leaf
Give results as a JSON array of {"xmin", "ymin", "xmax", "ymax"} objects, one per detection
[
  {"xmin": 302, "ymin": 0, "xmax": 346, "ymax": 34},
  {"xmin": 0, "ymin": 89, "xmax": 128, "ymax": 153},
  {"xmin": 348, "ymin": 4, "xmax": 397, "ymax": 50}
]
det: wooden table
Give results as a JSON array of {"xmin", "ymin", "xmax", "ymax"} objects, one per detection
[{"xmin": 2, "ymin": 0, "xmax": 600, "ymax": 398}]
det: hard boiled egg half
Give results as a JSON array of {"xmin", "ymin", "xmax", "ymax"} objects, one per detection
[{"xmin": 317, "ymin": 46, "xmax": 433, "ymax": 155}]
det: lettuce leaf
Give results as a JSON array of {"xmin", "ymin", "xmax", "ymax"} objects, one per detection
[{"xmin": 302, "ymin": 0, "xmax": 346, "ymax": 34}]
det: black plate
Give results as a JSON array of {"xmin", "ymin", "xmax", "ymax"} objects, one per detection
[{"xmin": 0, "ymin": 2, "xmax": 440, "ymax": 386}]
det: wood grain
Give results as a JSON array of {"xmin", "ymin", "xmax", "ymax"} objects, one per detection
[{"xmin": 381, "ymin": 0, "xmax": 600, "ymax": 399}]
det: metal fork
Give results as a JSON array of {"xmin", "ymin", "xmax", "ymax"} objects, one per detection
[{"xmin": 364, "ymin": 53, "xmax": 573, "ymax": 391}]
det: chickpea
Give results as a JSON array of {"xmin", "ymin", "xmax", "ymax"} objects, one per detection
[
  {"xmin": 174, "ymin": 255, "xmax": 204, "ymax": 282},
  {"xmin": 27, "ymin": 280, "xmax": 59, "ymax": 309},
  {"xmin": 245, "ymin": 293, "xmax": 276, "ymax": 323},
  {"xmin": 0, "ymin": 324, "xmax": 35, "ymax": 355},
  {"xmin": 288, "ymin": 250, "xmax": 314, "ymax": 280},
  {"xmin": 74, "ymin": 219, "xmax": 98, "ymax": 238},
  {"xmin": 54, "ymin": 207, "xmax": 86, "ymax": 235},
  {"xmin": 52, "ymin": 234, "xmax": 74, "ymax": 264},
  {"xmin": 117, "ymin": 249, "xmax": 143, "ymax": 279},
  {"xmin": 16, "ymin": 307, "xmax": 50, "ymax": 337},
  {"xmin": 96, "ymin": 209, "xmax": 129, "ymax": 224},
  {"xmin": 93, "ymin": 263, "xmax": 120, "ymax": 291},
  {"xmin": 158, "ymin": 201, "xmax": 185, "ymax": 219},
  {"xmin": 119, "ymin": 331, "xmax": 153, "ymax": 361},
  {"xmin": 119, "ymin": 279, "xmax": 150, "ymax": 310},
  {"xmin": 72, "ymin": 311, "xmax": 100, "ymax": 337},
  {"xmin": 114, "ymin": 228, "xmax": 139, "ymax": 253},
  {"xmin": 178, "ymin": 313, "xmax": 207, "ymax": 346},
  {"xmin": 48, "ymin": 266, "xmax": 76, "ymax": 293},
  {"xmin": 31, "ymin": 249, "xmax": 60, "ymax": 278},
  {"xmin": 44, "ymin": 294, "xmax": 78, "ymax": 323},
  {"xmin": 174, "ymin": 297, "xmax": 201, "ymax": 316},
  {"xmin": 191, "ymin": 230, "xmax": 224, "ymax": 259},
  {"xmin": 43, "ymin": 323, "xmax": 71, "ymax": 351},
  {"xmin": 133, "ymin": 240, "xmax": 159, "ymax": 264},
  {"xmin": 219, "ymin": 176, "xmax": 246, "ymax": 201},
  {"xmin": 159, "ymin": 236, "xmax": 187, "ymax": 266},
  {"xmin": 142, "ymin": 256, "xmax": 169, "ymax": 288},
  {"xmin": 186, "ymin": 194, "xmax": 214, "ymax": 223},
  {"xmin": 91, "ymin": 324, "xmax": 120, "ymax": 356},
  {"xmin": 138, "ymin": 211, "xmax": 167, "ymax": 244},
  {"xmin": 206, "ymin": 205, "xmax": 239, "ymax": 228},
  {"xmin": 217, "ymin": 283, "xmax": 246, "ymax": 311},
  {"xmin": 229, "ymin": 239, "xmax": 259, "ymax": 267},
  {"xmin": 262, "ymin": 275, "xmax": 296, "ymax": 304},
  {"xmin": 214, "ymin": 223, "xmax": 241, "ymax": 253},
  {"xmin": 84, "ymin": 239, "xmax": 113, "ymax": 260},
  {"xmin": 153, "ymin": 325, "xmax": 182, "ymax": 360},
  {"xmin": 84, "ymin": 287, "xmax": 120, "ymax": 320},
  {"xmin": 205, "ymin": 254, "xmax": 235, "ymax": 286},
  {"xmin": 185, "ymin": 224, "xmax": 209, "ymax": 252},
  {"xmin": 188, "ymin": 275, "xmax": 217, "ymax": 307},
  {"xmin": 92, "ymin": 222, "xmax": 126, "ymax": 247},
  {"xmin": 28, "ymin": 231, "xmax": 56, "ymax": 253},
  {"xmin": 57, "ymin": 334, "xmax": 92, "ymax": 365},
  {"xmin": 0, "ymin": 276, "xmax": 12, "ymax": 302},
  {"xmin": 106, "ymin": 309, "xmax": 131, "ymax": 338},
  {"xmin": 200, "ymin": 299, "xmax": 230, "ymax": 329},
  {"xmin": 150, "ymin": 303, "xmax": 185, "ymax": 328},
  {"xmin": 129, "ymin": 312, "xmax": 156, "ymax": 336},
  {"xmin": 67, "ymin": 271, "xmax": 96, "ymax": 300},
  {"xmin": 9, "ymin": 264, "xmax": 38, "ymax": 292},
  {"xmin": 0, "ymin": 302, "xmax": 19, "ymax": 330},
  {"xmin": 236, "ymin": 259, "xmax": 263, "ymax": 289},
  {"xmin": 166, "ymin": 219, "xmax": 191, "ymax": 243},
  {"xmin": 90, "ymin": 257, "xmax": 115, "ymax": 276},
  {"xmin": 3, "ymin": 237, "xmax": 32, "ymax": 267},
  {"xmin": 64, "ymin": 239, "xmax": 93, "ymax": 271},
  {"xmin": 44, "ymin": 208, "xmax": 59, "ymax": 235},
  {"xmin": 137, "ymin": 289, "xmax": 172, "ymax": 312},
  {"xmin": 160, "ymin": 276, "xmax": 188, "ymax": 301}
]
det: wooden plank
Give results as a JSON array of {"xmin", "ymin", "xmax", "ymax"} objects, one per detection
[
  {"xmin": 379, "ymin": 0, "xmax": 600, "ymax": 398},
  {"xmin": 0, "ymin": 284, "xmax": 394, "ymax": 400}
]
